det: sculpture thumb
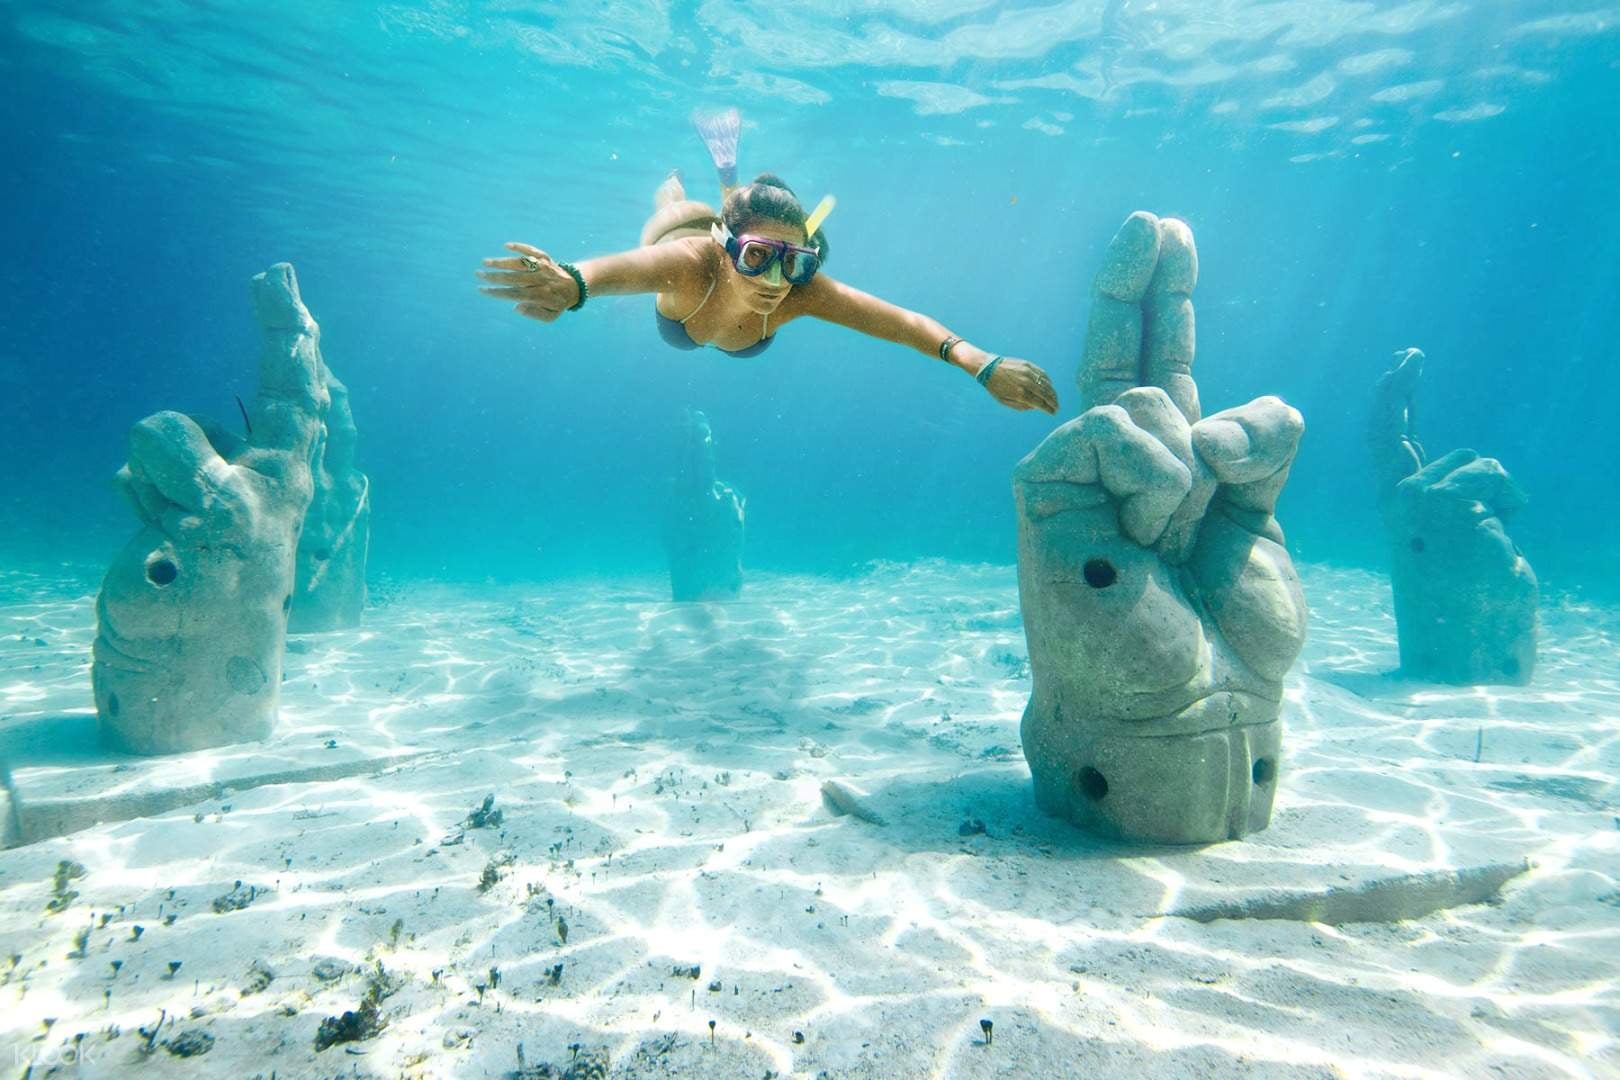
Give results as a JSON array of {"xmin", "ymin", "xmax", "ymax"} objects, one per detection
[{"xmin": 247, "ymin": 262, "xmax": 329, "ymax": 457}]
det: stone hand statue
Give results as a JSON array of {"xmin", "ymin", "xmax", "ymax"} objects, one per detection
[
  {"xmin": 1367, "ymin": 348, "xmax": 1536, "ymax": 684},
  {"xmin": 664, "ymin": 409, "xmax": 745, "ymax": 601},
  {"xmin": 92, "ymin": 264, "xmax": 328, "ymax": 754},
  {"xmin": 1014, "ymin": 211, "xmax": 1307, "ymax": 845},
  {"xmin": 289, "ymin": 370, "xmax": 370, "ymax": 633}
]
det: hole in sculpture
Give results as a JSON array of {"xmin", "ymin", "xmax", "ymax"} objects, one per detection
[
  {"xmin": 1252, "ymin": 757, "xmax": 1276, "ymax": 786},
  {"xmin": 107, "ymin": 693, "xmax": 120, "ymax": 717},
  {"xmin": 145, "ymin": 555, "xmax": 178, "ymax": 587},
  {"xmin": 283, "ymin": 595, "xmax": 293, "ymax": 615},
  {"xmin": 1409, "ymin": 537, "xmax": 1425, "ymax": 554},
  {"xmin": 1082, "ymin": 558, "xmax": 1117, "ymax": 589},
  {"xmin": 313, "ymin": 548, "xmax": 332, "ymax": 562},
  {"xmin": 1077, "ymin": 766, "xmax": 1109, "ymax": 801}
]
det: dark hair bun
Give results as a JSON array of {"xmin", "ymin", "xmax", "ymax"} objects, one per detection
[{"xmin": 750, "ymin": 172, "xmax": 796, "ymax": 195}]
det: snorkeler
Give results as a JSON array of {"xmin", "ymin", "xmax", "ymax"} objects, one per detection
[{"xmin": 477, "ymin": 108, "xmax": 1059, "ymax": 414}]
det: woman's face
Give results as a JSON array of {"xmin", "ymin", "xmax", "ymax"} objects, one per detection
[{"xmin": 723, "ymin": 218, "xmax": 804, "ymax": 315}]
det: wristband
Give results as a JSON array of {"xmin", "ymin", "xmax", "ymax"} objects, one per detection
[
  {"xmin": 558, "ymin": 261, "xmax": 588, "ymax": 311},
  {"xmin": 938, "ymin": 335, "xmax": 963, "ymax": 362},
  {"xmin": 975, "ymin": 355, "xmax": 1004, "ymax": 387}
]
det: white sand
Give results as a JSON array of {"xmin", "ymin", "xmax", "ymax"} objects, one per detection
[{"xmin": 0, "ymin": 561, "xmax": 1615, "ymax": 1078}]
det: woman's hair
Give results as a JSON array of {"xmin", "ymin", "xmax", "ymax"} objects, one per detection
[{"xmin": 722, "ymin": 172, "xmax": 829, "ymax": 264}]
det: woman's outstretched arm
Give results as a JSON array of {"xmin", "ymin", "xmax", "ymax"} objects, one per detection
[
  {"xmin": 479, "ymin": 239, "xmax": 709, "ymax": 323},
  {"xmin": 794, "ymin": 274, "xmax": 1059, "ymax": 414}
]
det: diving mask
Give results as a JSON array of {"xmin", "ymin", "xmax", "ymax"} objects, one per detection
[{"xmin": 712, "ymin": 222, "xmax": 822, "ymax": 286}]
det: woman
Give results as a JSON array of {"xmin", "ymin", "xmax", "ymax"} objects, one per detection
[{"xmin": 477, "ymin": 130, "xmax": 1058, "ymax": 414}]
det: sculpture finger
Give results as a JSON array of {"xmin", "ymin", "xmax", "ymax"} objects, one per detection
[
  {"xmin": 1077, "ymin": 211, "xmax": 1160, "ymax": 412},
  {"xmin": 124, "ymin": 410, "xmax": 245, "ymax": 529},
  {"xmin": 1385, "ymin": 347, "xmax": 1425, "ymax": 394},
  {"xmin": 1191, "ymin": 396, "xmax": 1305, "ymax": 516},
  {"xmin": 248, "ymin": 262, "xmax": 330, "ymax": 456},
  {"xmin": 1015, "ymin": 401, "xmax": 1191, "ymax": 547},
  {"xmin": 1115, "ymin": 387, "xmax": 1215, "ymax": 562},
  {"xmin": 115, "ymin": 464, "xmax": 170, "ymax": 526},
  {"xmin": 1428, "ymin": 453, "xmax": 1527, "ymax": 516},
  {"xmin": 1404, "ymin": 447, "xmax": 1477, "ymax": 491},
  {"xmin": 1368, "ymin": 347, "xmax": 1428, "ymax": 501},
  {"xmin": 1142, "ymin": 217, "xmax": 1200, "ymax": 423}
]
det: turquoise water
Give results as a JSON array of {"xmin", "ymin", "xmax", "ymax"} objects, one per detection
[
  {"xmin": 3, "ymin": 8, "xmax": 1620, "ymax": 1074},
  {"xmin": 1, "ymin": 2, "xmax": 1617, "ymax": 587}
]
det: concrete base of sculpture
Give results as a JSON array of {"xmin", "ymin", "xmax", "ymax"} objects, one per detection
[
  {"xmin": 1015, "ymin": 211, "xmax": 1307, "ymax": 845},
  {"xmin": 0, "ymin": 710, "xmax": 427, "ymax": 849},
  {"xmin": 665, "ymin": 410, "xmax": 745, "ymax": 602}
]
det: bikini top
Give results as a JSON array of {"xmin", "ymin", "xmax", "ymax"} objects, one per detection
[{"xmin": 654, "ymin": 276, "xmax": 775, "ymax": 358}]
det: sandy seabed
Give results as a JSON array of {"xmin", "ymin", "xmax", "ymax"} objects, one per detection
[{"xmin": 0, "ymin": 561, "xmax": 1615, "ymax": 1079}]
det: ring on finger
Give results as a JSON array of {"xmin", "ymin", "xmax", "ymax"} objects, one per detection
[{"xmin": 520, "ymin": 255, "xmax": 542, "ymax": 272}]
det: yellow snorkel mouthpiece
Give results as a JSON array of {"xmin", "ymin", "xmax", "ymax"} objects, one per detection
[{"xmin": 803, "ymin": 194, "xmax": 836, "ymax": 241}]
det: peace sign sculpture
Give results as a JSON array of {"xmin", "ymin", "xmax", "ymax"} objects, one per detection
[{"xmin": 1014, "ymin": 212, "xmax": 1308, "ymax": 845}]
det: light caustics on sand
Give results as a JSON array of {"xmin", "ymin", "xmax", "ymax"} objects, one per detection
[{"xmin": 0, "ymin": 562, "xmax": 1615, "ymax": 1075}]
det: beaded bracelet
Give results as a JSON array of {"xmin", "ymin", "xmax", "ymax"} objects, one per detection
[
  {"xmin": 558, "ymin": 261, "xmax": 588, "ymax": 311},
  {"xmin": 975, "ymin": 355, "xmax": 1004, "ymax": 387},
  {"xmin": 938, "ymin": 335, "xmax": 963, "ymax": 362}
]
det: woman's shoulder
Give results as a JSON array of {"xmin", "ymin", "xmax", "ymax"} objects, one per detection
[
  {"xmin": 663, "ymin": 235, "xmax": 716, "ymax": 267},
  {"xmin": 654, "ymin": 237, "xmax": 718, "ymax": 315},
  {"xmin": 662, "ymin": 236, "xmax": 719, "ymax": 287}
]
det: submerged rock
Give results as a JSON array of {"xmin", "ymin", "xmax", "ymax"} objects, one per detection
[
  {"xmin": 163, "ymin": 1029, "xmax": 214, "ymax": 1058},
  {"xmin": 1171, "ymin": 860, "xmax": 1530, "ymax": 924},
  {"xmin": 820, "ymin": 779, "xmax": 888, "ymax": 826},
  {"xmin": 1015, "ymin": 211, "xmax": 1307, "ymax": 845}
]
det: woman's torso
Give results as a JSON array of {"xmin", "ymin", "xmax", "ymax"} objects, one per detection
[{"xmin": 654, "ymin": 238, "xmax": 807, "ymax": 355}]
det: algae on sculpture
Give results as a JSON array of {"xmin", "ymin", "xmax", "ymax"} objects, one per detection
[
  {"xmin": 664, "ymin": 410, "xmax": 744, "ymax": 601},
  {"xmin": 1368, "ymin": 348, "xmax": 1536, "ymax": 684},
  {"xmin": 1014, "ymin": 211, "xmax": 1307, "ymax": 845},
  {"xmin": 289, "ymin": 370, "xmax": 370, "ymax": 632},
  {"xmin": 92, "ymin": 264, "xmax": 330, "ymax": 755}
]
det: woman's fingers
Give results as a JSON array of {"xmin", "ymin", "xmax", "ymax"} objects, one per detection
[
  {"xmin": 483, "ymin": 256, "xmax": 535, "ymax": 271},
  {"xmin": 516, "ymin": 302, "xmax": 563, "ymax": 322},
  {"xmin": 477, "ymin": 269, "xmax": 544, "ymax": 286},
  {"xmin": 504, "ymin": 242, "xmax": 552, "ymax": 262},
  {"xmin": 990, "ymin": 359, "xmax": 1060, "ymax": 414},
  {"xmin": 480, "ymin": 286, "xmax": 547, "ymax": 301}
]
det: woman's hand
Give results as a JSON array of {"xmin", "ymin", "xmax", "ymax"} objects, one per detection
[
  {"xmin": 477, "ymin": 242, "xmax": 579, "ymax": 322},
  {"xmin": 983, "ymin": 356, "xmax": 1060, "ymax": 414}
]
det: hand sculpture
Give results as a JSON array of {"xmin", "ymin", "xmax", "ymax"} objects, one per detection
[
  {"xmin": 1368, "ymin": 349, "xmax": 1536, "ymax": 684},
  {"xmin": 92, "ymin": 264, "xmax": 328, "ymax": 754},
  {"xmin": 664, "ymin": 410, "xmax": 744, "ymax": 602},
  {"xmin": 1014, "ymin": 212, "xmax": 1307, "ymax": 845},
  {"xmin": 289, "ymin": 371, "xmax": 370, "ymax": 633}
]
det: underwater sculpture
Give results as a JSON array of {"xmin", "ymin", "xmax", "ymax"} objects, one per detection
[
  {"xmin": 288, "ymin": 370, "xmax": 370, "ymax": 632},
  {"xmin": 1368, "ymin": 348, "xmax": 1536, "ymax": 684},
  {"xmin": 664, "ymin": 410, "xmax": 744, "ymax": 601},
  {"xmin": 1014, "ymin": 211, "xmax": 1308, "ymax": 845},
  {"xmin": 92, "ymin": 263, "xmax": 329, "ymax": 754}
]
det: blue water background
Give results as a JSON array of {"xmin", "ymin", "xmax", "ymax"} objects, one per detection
[{"xmin": 2, "ymin": 3, "xmax": 1616, "ymax": 592}]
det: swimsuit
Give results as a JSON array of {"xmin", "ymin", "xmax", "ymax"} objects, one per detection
[{"xmin": 655, "ymin": 277, "xmax": 776, "ymax": 358}]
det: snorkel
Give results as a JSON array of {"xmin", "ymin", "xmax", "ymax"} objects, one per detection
[
  {"xmin": 803, "ymin": 194, "xmax": 836, "ymax": 241},
  {"xmin": 695, "ymin": 107, "xmax": 837, "ymax": 286}
]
